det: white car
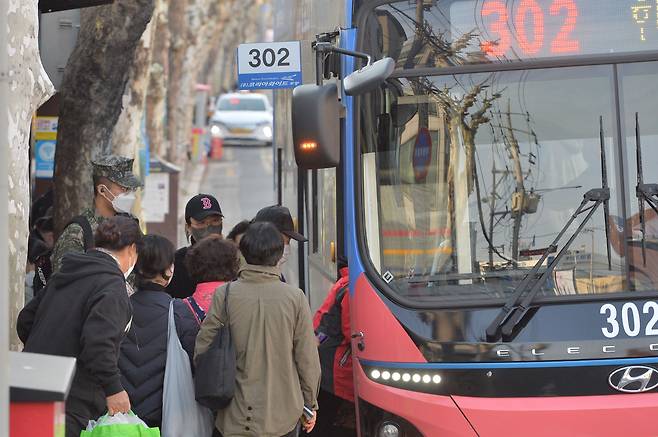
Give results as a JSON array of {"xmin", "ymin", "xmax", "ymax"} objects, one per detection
[{"xmin": 210, "ymin": 93, "xmax": 273, "ymax": 147}]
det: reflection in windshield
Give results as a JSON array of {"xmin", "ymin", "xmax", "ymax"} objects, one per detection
[
  {"xmin": 361, "ymin": 63, "xmax": 658, "ymax": 302},
  {"xmin": 358, "ymin": 2, "xmax": 658, "ymax": 303},
  {"xmin": 361, "ymin": 0, "xmax": 658, "ymax": 69}
]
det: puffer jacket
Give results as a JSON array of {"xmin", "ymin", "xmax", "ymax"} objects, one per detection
[
  {"xmin": 18, "ymin": 250, "xmax": 132, "ymax": 413},
  {"xmin": 118, "ymin": 282, "xmax": 199, "ymax": 428}
]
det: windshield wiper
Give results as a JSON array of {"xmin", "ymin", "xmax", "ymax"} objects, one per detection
[
  {"xmin": 600, "ymin": 116, "xmax": 612, "ymax": 271},
  {"xmin": 485, "ymin": 187, "xmax": 610, "ymax": 342},
  {"xmin": 635, "ymin": 113, "xmax": 658, "ymax": 266}
]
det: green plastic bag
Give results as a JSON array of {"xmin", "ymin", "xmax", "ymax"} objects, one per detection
[{"xmin": 80, "ymin": 412, "xmax": 160, "ymax": 437}]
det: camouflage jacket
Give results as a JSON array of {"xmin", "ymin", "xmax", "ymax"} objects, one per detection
[{"xmin": 51, "ymin": 208, "xmax": 105, "ymax": 273}]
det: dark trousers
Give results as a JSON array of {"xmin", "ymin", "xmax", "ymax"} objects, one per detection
[
  {"xmin": 309, "ymin": 390, "xmax": 356, "ymax": 437},
  {"xmin": 65, "ymin": 395, "xmax": 104, "ymax": 437}
]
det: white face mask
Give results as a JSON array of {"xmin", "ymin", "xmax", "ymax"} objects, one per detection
[
  {"xmin": 113, "ymin": 192, "xmax": 137, "ymax": 215},
  {"xmin": 100, "ymin": 185, "xmax": 136, "ymax": 214},
  {"xmin": 278, "ymin": 244, "xmax": 291, "ymax": 268}
]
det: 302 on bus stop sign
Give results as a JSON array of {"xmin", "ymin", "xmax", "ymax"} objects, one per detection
[{"xmin": 237, "ymin": 41, "xmax": 302, "ymax": 90}]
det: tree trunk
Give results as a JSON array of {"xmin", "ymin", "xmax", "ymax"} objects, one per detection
[
  {"xmin": 7, "ymin": 0, "xmax": 55, "ymax": 349},
  {"xmin": 166, "ymin": 0, "xmax": 190, "ymax": 164},
  {"xmin": 53, "ymin": 0, "xmax": 155, "ymax": 235},
  {"xmin": 166, "ymin": 0, "xmax": 255, "ymax": 165},
  {"xmin": 111, "ymin": 11, "xmax": 157, "ymax": 157},
  {"xmin": 146, "ymin": 0, "xmax": 170, "ymax": 159}
]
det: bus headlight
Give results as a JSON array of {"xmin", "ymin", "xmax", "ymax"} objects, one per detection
[
  {"xmin": 365, "ymin": 364, "xmax": 442, "ymax": 394},
  {"xmin": 379, "ymin": 422, "xmax": 400, "ymax": 437}
]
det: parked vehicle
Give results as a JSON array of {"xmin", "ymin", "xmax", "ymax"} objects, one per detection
[{"xmin": 209, "ymin": 93, "xmax": 273, "ymax": 147}]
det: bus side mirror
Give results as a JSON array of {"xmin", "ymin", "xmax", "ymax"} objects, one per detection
[
  {"xmin": 292, "ymin": 83, "xmax": 341, "ymax": 169},
  {"xmin": 343, "ymin": 57, "xmax": 395, "ymax": 96}
]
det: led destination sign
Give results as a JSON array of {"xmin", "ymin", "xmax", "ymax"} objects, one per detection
[{"xmin": 449, "ymin": 0, "xmax": 658, "ymax": 60}]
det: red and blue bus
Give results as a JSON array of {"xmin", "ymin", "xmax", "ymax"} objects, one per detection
[{"xmin": 274, "ymin": 1, "xmax": 658, "ymax": 435}]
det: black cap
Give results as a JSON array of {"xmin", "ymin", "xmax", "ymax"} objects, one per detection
[
  {"xmin": 253, "ymin": 205, "xmax": 307, "ymax": 242},
  {"xmin": 185, "ymin": 194, "xmax": 223, "ymax": 222}
]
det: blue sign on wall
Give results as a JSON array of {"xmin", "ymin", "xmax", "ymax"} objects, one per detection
[{"xmin": 35, "ymin": 140, "xmax": 56, "ymax": 179}]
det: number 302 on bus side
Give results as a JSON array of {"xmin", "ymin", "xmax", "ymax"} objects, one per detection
[{"xmin": 600, "ymin": 301, "xmax": 658, "ymax": 338}]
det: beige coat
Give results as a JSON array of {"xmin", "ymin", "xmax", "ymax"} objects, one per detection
[{"xmin": 195, "ymin": 264, "xmax": 321, "ymax": 437}]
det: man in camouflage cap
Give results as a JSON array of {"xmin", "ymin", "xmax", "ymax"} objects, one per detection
[{"xmin": 50, "ymin": 155, "xmax": 142, "ymax": 273}]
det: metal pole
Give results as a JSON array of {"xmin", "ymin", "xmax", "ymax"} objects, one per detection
[
  {"xmin": 0, "ymin": 0, "xmax": 10, "ymax": 431},
  {"xmin": 489, "ymin": 161, "xmax": 496, "ymax": 268},
  {"xmin": 584, "ymin": 228, "xmax": 595, "ymax": 292},
  {"xmin": 504, "ymin": 101, "xmax": 525, "ymax": 264},
  {"xmin": 277, "ymin": 147, "xmax": 283, "ymax": 206},
  {"xmin": 297, "ymin": 168, "xmax": 306, "ymax": 293}
]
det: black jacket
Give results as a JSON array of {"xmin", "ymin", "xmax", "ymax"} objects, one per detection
[
  {"xmin": 18, "ymin": 250, "xmax": 132, "ymax": 408},
  {"xmin": 118, "ymin": 283, "xmax": 198, "ymax": 427},
  {"xmin": 165, "ymin": 246, "xmax": 197, "ymax": 299}
]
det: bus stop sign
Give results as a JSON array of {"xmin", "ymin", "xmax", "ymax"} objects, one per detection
[
  {"xmin": 237, "ymin": 41, "xmax": 302, "ymax": 90},
  {"xmin": 413, "ymin": 128, "xmax": 432, "ymax": 182}
]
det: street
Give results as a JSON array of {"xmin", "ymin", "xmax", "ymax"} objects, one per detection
[{"xmin": 201, "ymin": 146, "xmax": 275, "ymax": 230}]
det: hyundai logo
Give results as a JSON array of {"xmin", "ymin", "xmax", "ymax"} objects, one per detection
[{"xmin": 608, "ymin": 366, "xmax": 658, "ymax": 393}]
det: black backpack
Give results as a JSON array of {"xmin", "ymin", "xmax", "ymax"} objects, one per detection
[
  {"xmin": 194, "ymin": 283, "xmax": 236, "ymax": 410},
  {"xmin": 33, "ymin": 215, "xmax": 94, "ymax": 293}
]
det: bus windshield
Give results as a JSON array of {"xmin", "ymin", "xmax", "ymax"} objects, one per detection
[
  {"xmin": 357, "ymin": 0, "xmax": 658, "ymax": 305},
  {"xmin": 360, "ymin": 63, "xmax": 658, "ymax": 303}
]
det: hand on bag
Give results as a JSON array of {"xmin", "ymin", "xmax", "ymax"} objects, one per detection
[
  {"xmin": 106, "ymin": 390, "xmax": 131, "ymax": 416},
  {"xmin": 302, "ymin": 412, "xmax": 317, "ymax": 433}
]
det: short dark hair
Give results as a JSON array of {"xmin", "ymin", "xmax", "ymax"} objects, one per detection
[
  {"xmin": 337, "ymin": 254, "xmax": 348, "ymax": 271},
  {"xmin": 185, "ymin": 235, "xmax": 239, "ymax": 283},
  {"xmin": 95, "ymin": 216, "xmax": 143, "ymax": 251},
  {"xmin": 137, "ymin": 235, "xmax": 175, "ymax": 284},
  {"xmin": 93, "ymin": 175, "xmax": 112, "ymax": 192},
  {"xmin": 239, "ymin": 222, "xmax": 284, "ymax": 267},
  {"xmin": 227, "ymin": 220, "xmax": 250, "ymax": 242}
]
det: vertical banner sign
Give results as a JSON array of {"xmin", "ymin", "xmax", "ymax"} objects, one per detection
[
  {"xmin": 237, "ymin": 41, "xmax": 302, "ymax": 90},
  {"xmin": 34, "ymin": 116, "xmax": 58, "ymax": 179}
]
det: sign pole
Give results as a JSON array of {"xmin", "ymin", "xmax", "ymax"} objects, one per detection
[{"xmin": 0, "ymin": 0, "xmax": 11, "ymax": 432}]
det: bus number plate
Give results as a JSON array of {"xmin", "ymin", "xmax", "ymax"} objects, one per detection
[{"xmin": 600, "ymin": 302, "xmax": 658, "ymax": 338}]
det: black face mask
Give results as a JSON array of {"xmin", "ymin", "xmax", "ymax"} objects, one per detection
[{"xmin": 190, "ymin": 225, "xmax": 223, "ymax": 243}]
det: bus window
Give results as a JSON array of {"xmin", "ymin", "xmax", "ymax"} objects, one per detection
[{"xmin": 359, "ymin": 65, "xmax": 642, "ymax": 303}]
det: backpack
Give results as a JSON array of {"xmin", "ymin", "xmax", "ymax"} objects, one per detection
[
  {"xmin": 315, "ymin": 285, "xmax": 350, "ymax": 394},
  {"xmin": 185, "ymin": 296, "xmax": 206, "ymax": 326},
  {"xmin": 33, "ymin": 215, "xmax": 94, "ymax": 294}
]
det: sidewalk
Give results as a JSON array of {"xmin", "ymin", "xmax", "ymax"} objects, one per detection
[{"xmin": 200, "ymin": 147, "xmax": 275, "ymax": 232}]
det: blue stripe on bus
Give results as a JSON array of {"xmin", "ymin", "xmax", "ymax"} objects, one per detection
[
  {"xmin": 340, "ymin": 27, "xmax": 366, "ymax": 295},
  {"xmin": 360, "ymin": 356, "xmax": 658, "ymax": 369}
]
